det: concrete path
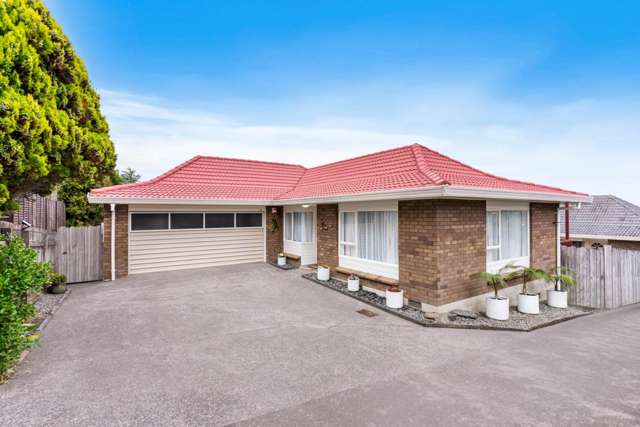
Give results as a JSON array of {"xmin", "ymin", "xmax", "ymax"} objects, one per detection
[{"xmin": 1, "ymin": 263, "xmax": 639, "ymax": 426}]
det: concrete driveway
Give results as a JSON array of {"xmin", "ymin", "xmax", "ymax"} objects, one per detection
[{"xmin": 1, "ymin": 263, "xmax": 639, "ymax": 426}]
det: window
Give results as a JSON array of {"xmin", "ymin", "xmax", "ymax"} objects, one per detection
[
  {"xmin": 131, "ymin": 212, "xmax": 263, "ymax": 231},
  {"xmin": 340, "ymin": 210, "xmax": 398, "ymax": 264},
  {"xmin": 131, "ymin": 213, "xmax": 169, "ymax": 231},
  {"xmin": 236, "ymin": 213, "xmax": 262, "ymax": 227},
  {"xmin": 486, "ymin": 210, "xmax": 529, "ymax": 264},
  {"xmin": 285, "ymin": 211, "xmax": 313, "ymax": 242},
  {"xmin": 205, "ymin": 213, "xmax": 234, "ymax": 228},
  {"xmin": 170, "ymin": 213, "xmax": 203, "ymax": 229}
]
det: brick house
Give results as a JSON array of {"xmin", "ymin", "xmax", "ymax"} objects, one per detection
[{"xmin": 88, "ymin": 144, "xmax": 590, "ymax": 312}]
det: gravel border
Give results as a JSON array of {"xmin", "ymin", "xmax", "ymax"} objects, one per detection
[
  {"xmin": 301, "ymin": 273, "xmax": 593, "ymax": 331},
  {"xmin": 301, "ymin": 273, "xmax": 428, "ymax": 326},
  {"xmin": 33, "ymin": 289, "xmax": 71, "ymax": 333},
  {"xmin": 269, "ymin": 262, "xmax": 299, "ymax": 271},
  {"xmin": 428, "ymin": 304, "xmax": 594, "ymax": 331}
]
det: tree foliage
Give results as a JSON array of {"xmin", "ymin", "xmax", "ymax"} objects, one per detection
[
  {"xmin": 119, "ymin": 167, "xmax": 140, "ymax": 184},
  {"xmin": 0, "ymin": 235, "xmax": 51, "ymax": 378},
  {"xmin": 0, "ymin": 0, "xmax": 116, "ymax": 212}
]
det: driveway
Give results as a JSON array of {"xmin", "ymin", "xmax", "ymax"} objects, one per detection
[{"xmin": 1, "ymin": 263, "xmax": 639, "ymax": 426}]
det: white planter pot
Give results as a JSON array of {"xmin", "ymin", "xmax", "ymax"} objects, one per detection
[
  {"xmin": 518, "ymin": 293, "xmax": 540, "ymax": 314},
  {"xmin": 277, "ymin": 256, "xmax": 286, "ymax": 266},
  {"xmin": 385, "ymin": 289, "xmax": 404, "ymax": 309},
  {"xmin": 317, "ymin": 266, "xmax": 330, "ymax": 281},
  {"xmin": 486, "ymin": 297, "xmax": 509, "ymax": 321},
  {"xmin": 547, "ymin": 290, "xmax": 568, "ymax": 308},
  {"xmin": 347, "ymin": 278, "xmax": 360, "ymax": 292}
]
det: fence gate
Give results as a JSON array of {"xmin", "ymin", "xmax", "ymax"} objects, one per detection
[{"xmin": 56, "ymin": 226, "xmax": 103, "ymax": 283}]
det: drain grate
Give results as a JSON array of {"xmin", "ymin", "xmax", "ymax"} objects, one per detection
[{"xmin": 356, "ymin": 309, "xmax": 378, "ymax": 317}]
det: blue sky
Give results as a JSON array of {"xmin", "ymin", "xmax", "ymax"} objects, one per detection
[{"xmin": 48, "ymin": 0, "xmax": 640, "ymax": 204}]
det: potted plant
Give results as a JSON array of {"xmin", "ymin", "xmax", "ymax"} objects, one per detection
[
  {"xmin": 507, "ymin": 265, "xmax": 546, "ymax": 315},
  {"xmin": 317, "ymin": 265, "xmax": 330, "ymax": 281},
  {"xmin": 480, "ymin": 270, "xmax": 509, "ymax": 320},
  {"xmin": 385, "ymin": 284, "xmax": 404, "ymax": 309},
  {"xmin": 47, "ymin": 273, "xmax": 67, "ymax": 294},
  {"xmin": 277, "ymin": 252, "xmax": 287, "ymax": 266},
  {"xmin": 546, "ymin": 267, "xmax": 576, "ymax": 308},
  {"xmin": 347, "ymin": 274, "xmax": 360, "ymax": 292}
]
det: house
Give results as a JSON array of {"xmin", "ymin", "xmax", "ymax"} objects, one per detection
[
  {"xmin": 88, "ymin": 144, "xmax": 590, "ymax": 312},
  {"xmin": 560, "ymin": 195, "xmax": 640, "ymax": 250}
]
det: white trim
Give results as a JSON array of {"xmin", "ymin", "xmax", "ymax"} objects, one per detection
[
  {"xmin": 568, "ymin": 234, "xmax": 640, "ymax": 242},
  {"xmin": 110, "ymin": 203, "xmax": 116, "ymax": 281},
  {"xmin": 88, "ymin": 185, "xmax": 592, "ymax": 206}
]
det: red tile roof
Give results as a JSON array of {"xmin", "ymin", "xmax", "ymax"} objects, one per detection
[{"xmin": 90, "ymin": 144, "xmax": 587, "ymax": 202}]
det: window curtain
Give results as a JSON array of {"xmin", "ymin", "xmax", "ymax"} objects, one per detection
[
  {"xmin": 285, "ymin": 213, "xmax": 293, "ymax": 241},
  {"xmin": 288, "ymin": 212, "xmax": 313, "ymax": 242},
  {"xmin": 486, "ymin": 211, "xmax": 500, "ymax": 262},
  {"xmin": 341, "ymin": 212, "xmax": 356, "ymax": 256},
  {"xmin": 501, "ymin": 211, "xmax": 528, "ymax": 259},
  {"xmin": 356, "ymin": 211, "xmax": 398, "ymax": 263}
]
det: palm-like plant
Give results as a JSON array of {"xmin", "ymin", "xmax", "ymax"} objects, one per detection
[
  {"xmin": 502, "ymin": 263, "xmax": 547, "ymax": 295},
  {"xmin": 480, "ymin": 271, "xmax": 508, "ymax": 299},
  {"xmin": 546, "ymin": 267, "xmax": 576, "ymax": 292}
]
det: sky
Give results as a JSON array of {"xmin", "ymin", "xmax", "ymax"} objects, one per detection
[{"xmin": 47, "ymin": 0, "xmax": 640, "ymax": 204}]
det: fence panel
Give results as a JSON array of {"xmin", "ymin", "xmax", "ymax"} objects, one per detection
[
  {"xmin": 562, "ymin": 245, "xmax": 640, "ymax": 309},
  {"xmin": 56, "ymin": 226, "xmax": 103, "ymax": 283}
]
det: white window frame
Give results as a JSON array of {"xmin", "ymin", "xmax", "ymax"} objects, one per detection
[
  {"xmin": 338, "ymin": 201, "xmax": 399, "ymax": 279},
  {"xmin": 284, "ymin": 210, "xmax": 314, "ymax": 243},
  {"xmin": 129, "ymin": 211, "xmax": 263, "ymax": 232},
  {"xmin": 486, "ymin": 201, "xmax": 530, "ymax": 273}
]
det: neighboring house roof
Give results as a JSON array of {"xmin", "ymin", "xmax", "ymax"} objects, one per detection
[
  {"xmin": 561, "ymin": 195, "xmax": 640, "ymax": 241},
  {"xmin": 89, "ymin": 143, "xmax": 589, "ymax": 204}
]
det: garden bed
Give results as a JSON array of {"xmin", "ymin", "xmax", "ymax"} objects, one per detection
[
  {"xmin": 301, "ymin": 273, "xmax": 593, "ymax": 331},
  {"xmin": 428, "ymin": 303, "xmax": 593, "ymax": 331},
  {"xmin": 301, "ymin": 273, "xmax": 428, "ymax": 326}
]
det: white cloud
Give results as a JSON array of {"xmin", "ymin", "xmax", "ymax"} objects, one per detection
[{"xmin": 99, "ymin": 85, "xmax": 640, "ymax": 205}]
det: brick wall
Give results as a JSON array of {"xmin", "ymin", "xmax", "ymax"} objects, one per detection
[
  {"xmin": 265, "ymin": 206, "xmax": 283, "ymax": 263},
  {"xmin": 530, "ymin": 203, "xmax": 558, "ymax": 272},
  {"xmin": 433, "ymin": 200, "xmax": 487, "ymax": 305},
  {"xmin": 316, "ymin": 204, "xmax": 339, "ymax": 269},
  {"xmin": 102, "ymin": 204, "xmax": 128, "ymax": 279},
  {"xmin": 398, "ymin": 200, "xmax": 486, "ymax": 306}
]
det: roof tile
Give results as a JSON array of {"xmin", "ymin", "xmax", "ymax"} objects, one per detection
[{"xmin": 90, "ymin": 143, "xmax": 586, "ymax": 201}]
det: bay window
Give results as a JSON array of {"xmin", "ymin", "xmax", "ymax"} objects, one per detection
[
  {"xmin": 285, "ymin": 211, "xmax": 313, "ymax": 243},
  {"xmin": 340, "ymin": 210, "xmax": 398, "ymax": 264},
  {"xmin": 486, "ymin": 208, "xmax": 529, "ymax": 269}
]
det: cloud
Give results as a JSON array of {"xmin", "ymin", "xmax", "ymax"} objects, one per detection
[{"xmin": 99, "ymin": 85, "xmax": 640, "ymax": 205}]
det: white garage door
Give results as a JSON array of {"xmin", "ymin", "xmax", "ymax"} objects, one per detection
[{"xmin": 128, "ymin": 207, "xmax": 265, "ymax": 274}]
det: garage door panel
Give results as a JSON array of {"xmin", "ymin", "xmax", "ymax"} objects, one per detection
[
  {"xmin": 129, "ymin": 227, "xmax": 265, "ymax": 275},
  {"xmin": 129, "ymin": 251, "xmax": 265, "ymax": 269},
  {"xmin": 130, "ymin": 246, "xmax": 265, "ymax": 261},
  {"xmin": 129, "ymin": 238, "xmax": 264, "ymax": 253},
  {"xmin": 130, "ymin": 257, "xmax": 264, "ymax": 275}
]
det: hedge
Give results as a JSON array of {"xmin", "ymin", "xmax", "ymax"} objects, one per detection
[{"xmin": 0, "ymin": 236, "xmax": 51, "ymax": 379}]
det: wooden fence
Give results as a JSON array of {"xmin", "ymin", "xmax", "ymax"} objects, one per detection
[
  {"xmin": 562, "ymin": 245, "xmax": 640, "ymax": 309},
  {"xmin": 55, "ymin": 226, "xmax": 103, "ymax": 283}
]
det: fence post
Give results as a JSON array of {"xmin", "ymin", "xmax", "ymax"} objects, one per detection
[{"xmin": 603, "ymin": 245, "xmax": 612, "ymax": 309}]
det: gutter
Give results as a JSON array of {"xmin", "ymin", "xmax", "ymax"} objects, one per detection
[{"xmin": 88, "ymin": 185, "xmax": 592, "ymax": 206}]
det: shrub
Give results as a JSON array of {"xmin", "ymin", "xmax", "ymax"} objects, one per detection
[{"xmin": 0, "ymin": 236, "xmax": 51, "ymax": 378}]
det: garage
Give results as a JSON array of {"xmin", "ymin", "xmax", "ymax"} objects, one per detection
[{"xmin": 127, "ymin": 205, "xmax": 265, "ymax": 275}]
